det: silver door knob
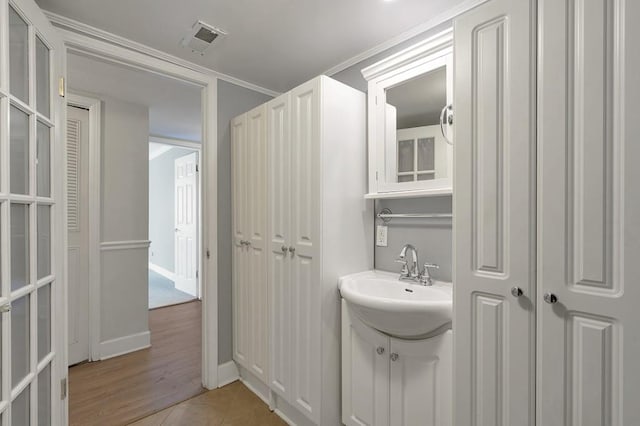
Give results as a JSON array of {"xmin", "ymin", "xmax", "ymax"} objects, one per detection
[
  {"xmin": 376, "ymin": 347, "xmax": 385, "ymax": 355},
  {"xmin": 511, "ymin": 287, "xmax": 523, "ymax": 297},
  {"xmin": 281, "ymin": 245, "xmax": 288, "ymax": 253},
  {"xmin": 288, "ymin": 246, "xmax": 295, "ymax": 254},
  {"xmin": 543, "ymin": 292, "xmax": 558, "ymax": 304},
  {"xmin": 390, "ymin": 353, "xmax": 399, "ymax": 362}
]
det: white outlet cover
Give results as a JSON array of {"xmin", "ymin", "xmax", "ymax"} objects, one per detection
[{"xmin": 376, "ymin": 225, "xmax": 388, "ymax": 247}]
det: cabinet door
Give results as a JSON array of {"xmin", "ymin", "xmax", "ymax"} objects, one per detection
[
  {"xmin": 246, "ymin": 105, "xmax": 269, "ymax": 383},
  {"xmin": 453, "ymin": 1, "xmax": 536, "ymax": 425},
  {"xmin": 290, "ymin": 78, "xmax": 322, "ymax": 422},
  {"xmin": 389, "ymin": 331, "xmax": 452, "ymax": 426},
  {"xmin": 268, "ymin": 94, "xmax": 293, "ymax": 397},
  {"xmin": 231, "ymin": 114, "xmax": 249, "ymax": 367},
  {"xmin": 342, "ymin": 302, "xmax": 390, "ymax": 426},
  {"xmin": 538, "ymin": 1, "xmax": 640, "ymax": 424}
]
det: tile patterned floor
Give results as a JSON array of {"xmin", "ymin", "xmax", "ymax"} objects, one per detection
[{"xmin": 128, "ymin": 381, "xmax": 287, "ymax": 426}]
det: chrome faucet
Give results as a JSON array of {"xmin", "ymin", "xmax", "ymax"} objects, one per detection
[{"xmin": 396, "ymin": 243, "xmax": 439, "ymax": 286}]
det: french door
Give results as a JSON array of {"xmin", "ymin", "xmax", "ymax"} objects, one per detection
[{"xmin": 0, "ymin": 0, "xmax": 64, "ymax": 425}]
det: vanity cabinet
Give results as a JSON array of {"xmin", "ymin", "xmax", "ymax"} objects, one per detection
[{"xmin": 342, "ymin": 301, "xmax": 452, "ymax": 426}]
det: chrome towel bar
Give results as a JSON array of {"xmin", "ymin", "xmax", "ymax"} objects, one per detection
[{"xmin": 376, "ymin": 208, "xmax": 452, "ymax": 223}]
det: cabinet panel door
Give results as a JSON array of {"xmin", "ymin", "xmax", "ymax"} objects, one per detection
[
  {"xmin": 389, "ymin": 331, "xmax": 452, "ymax": 426},
  {"xmin": 247, "ymin": 105, "xmax": 269, "ymax": 383},
  {"xmin": 453, "ymin": 1, "xmax": 536, "ymax": 425},
  {"xmin": 268, "ymin": 94, "xmax": 292, "ymax": 397},
  {"xmin": 538, "ymin": 1, "xmax": 640, "ymax": 424},
  {"xmin": 290, "ymin": 78, "xmax": 322, "ymax": 422},
  {"xmin": 341, "ymin": 302, "xmax": 390, "ymax": 426},
  {"xmin": 231, "ymin": 114, "xmax": 249, "ymax": 367}
]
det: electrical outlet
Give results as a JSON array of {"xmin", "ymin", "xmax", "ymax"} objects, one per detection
[{"xmin": 376, "ymin": 225, "xmax": 388, "ymax": 247}]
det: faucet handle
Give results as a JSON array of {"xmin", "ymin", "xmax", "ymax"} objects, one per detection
[
  {"xmin": 423, "ymin": 263, "xmax": 439, "ymax": 270},
  {"xmin": 395, "ymin": 259, "xmax": 409, "ymax": 275}
]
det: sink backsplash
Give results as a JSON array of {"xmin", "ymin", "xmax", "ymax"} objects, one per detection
[{"xmin": 374, "ymin": 197, "xmax": 452, "ymax": 282}]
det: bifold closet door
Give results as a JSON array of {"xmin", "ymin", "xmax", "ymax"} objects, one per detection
[
  {"xmin": 453, "ymin": 0, "xmax": 536, "ymax": 425},
  {"xmin": 538, "ymin": 1, "xmax": 640, "ymax": 424}
]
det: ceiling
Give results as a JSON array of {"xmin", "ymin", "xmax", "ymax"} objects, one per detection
[
  {"xmin": 36, "ymin": 0, "xmax": 468, "ymax": 93},
  {"xmin": 387, "ymin": 67, "xmax": 446, "ymax": 129},
  {"xmin": 68, "ymin": 53, "xmax": 202, "ymax": 141}
]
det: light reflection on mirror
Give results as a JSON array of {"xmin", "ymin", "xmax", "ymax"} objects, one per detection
[{"xmin": 385, "ymin": 66, "xmax": 448, "ymax": 184}]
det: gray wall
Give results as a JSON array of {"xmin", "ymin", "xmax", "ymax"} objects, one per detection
[
  {"xmin": 332, "ymin": 21, "xmax": 454, "ymax": 282},
  {"xmin": 218, "ymin": 80, "xmax": 273, "ymax": 363},
  {"xmin": 149, "ymin": 147, "xmax": 195, "ymax": 272}
]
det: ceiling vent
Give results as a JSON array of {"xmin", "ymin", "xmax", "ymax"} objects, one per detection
[{"xmin": 181, "ymin": 21, "xmax": 227, "ymax": 54}]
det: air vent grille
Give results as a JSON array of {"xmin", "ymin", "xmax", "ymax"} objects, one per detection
[{"xmin": 181, "ymin": 21, "xmax": 227, "ymax": 54}]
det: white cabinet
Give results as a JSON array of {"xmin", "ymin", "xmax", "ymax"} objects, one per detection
[
  {"xmin": 342, "ymin": 301, "xmax": 452, "ymax": 426},
  {"xmin": 232, "ymin": 104, "xmax": 269, "ymax": 384},
  {"xmin": 454, "ymin": 0, "xmax": 640, "ymax": 424}
]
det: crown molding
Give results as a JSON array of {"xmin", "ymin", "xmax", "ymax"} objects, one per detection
[
  {"xmin": 323, "ymin": 0, "xmax": 488, "ymax": 78},
  {"xmin": 45, "ymin": 11, "xmax": 280, "ymax": 97}
]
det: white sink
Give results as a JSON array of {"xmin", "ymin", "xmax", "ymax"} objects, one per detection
[{"xmin": 339, "ymin": 270, "xmax": 452, "ymax": 339}]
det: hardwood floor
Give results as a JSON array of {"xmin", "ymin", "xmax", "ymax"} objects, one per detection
[
  {"xmin": 69, "ymin": 301, "xmax": 204, "ymax": 426},
  {"xmin": 129, "ymin": 381, "xmax": 287, "ymax": 426}
]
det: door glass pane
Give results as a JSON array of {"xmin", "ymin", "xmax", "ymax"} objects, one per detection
[
  {"xmin": 9, "ymin": 7, "xmax": 29, "ymax": 103},
  {"xmin": 11, "ymin": 295, "xmax": 30, "ymax": 387},
  {"xmin": 36, "ymin": 37, "xmax": 50, "ymax": 117},
  {"xmin": 12, "ymin": 385, "xmax": 30, "ymax": 426},
  {"xmin": 397, "ymin": 140, "xmax": 414, "ymax": 173},
  {"xmin": 417, "ymin": 172, "xmax": 435, "ymax": 181},
  {"xmin": 398, "ymin": 175, "xmax": 414, "ymax": 183},
  {"xmin": 37, "ymin": 205, "xmax": 51, "ymax": 279},
  {"xmin": 38, "ymin": 364, "xmax": 51, "ymax": 426},
  {"xmin": 10, "ymin": 106, "xmax": 29, "ymax": 195},
  {"xmin": 417, "ymin": 137, "xmax": 435, "ymax": 171},
  {"xmin": 37, "ymin": 122, "xmax": 51, "ymax": 197},
  {"xmin": 37, "ymin": 284, "xmax": 51, "ymax": 361},
  {"xmin": 11, "ymin": 204, "xmax": 30, "ymax": 291}
]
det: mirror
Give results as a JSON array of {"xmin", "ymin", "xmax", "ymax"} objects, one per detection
[{"xmin": 362, "ymin": 29, "xmax": 453, "ymax": 198}]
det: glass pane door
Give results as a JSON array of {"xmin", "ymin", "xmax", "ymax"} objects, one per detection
[{"xmin": 1, "ymin": 0, "xmax": 62, "ymax": 424}]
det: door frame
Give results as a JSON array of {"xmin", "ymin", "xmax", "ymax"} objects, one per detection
[{"xmin": 57, "ymin": 26, "xmax": 220, "ymax": 398}]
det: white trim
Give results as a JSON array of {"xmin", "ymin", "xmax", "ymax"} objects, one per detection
[
  {"xmin": 44, "ymin": 10, "xmax": 280, "ymax": 97},
  {"xmin": 67, "ymin": 92, "xmax": 102, "ymax": 362},
  {"xmin": 217, "ymin": 360, "xmax": 240, "ymax": 387},
  {"xmin": 149, "ymin": 134, "xmax": 201, "ymax": 150},
  {"xmin": 148, "ymin": 262, "xmax": 176, "ymax": 282},
  {"xmin": 100, "ymin": 240, "xmax": 151, "ymax": 251},
  {"xmin": 148, "ymin": 143, "xmax": 172, "ymax": 161},
  {"xmin": 323, "ymin": 0, "xmax": 488, "ymax": 77},
  {"xmin": 99, "ymin": 331, "xmax": 151, "ymax": 360}
]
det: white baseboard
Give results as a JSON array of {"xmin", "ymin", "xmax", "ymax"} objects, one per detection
[
  {"xmin": 99, "ymin": 331, "xmax": 151, "ymax": 360},
  {"xmin": 217, "ymin": 360, "xmax": 240, "ymax": 387},
  {"xmin": 149, "ymin": 262, "xmax": 175, "ymax": 282}
]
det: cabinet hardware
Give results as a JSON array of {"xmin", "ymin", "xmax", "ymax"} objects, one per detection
[
  {"xmin": 288, "ymin": 246, "xmax": 295, "ymax": 254},
  {"xmin": 376, "ymin": 347, "xmax": 385, "ymax": 355},
  {"xmin": 543, "ymin": 293, "xmax": 558, "ymax": 304},
  {"xmin": 511, "ymin": 287, "xmax": 523, "ymax": 297},
  {"xmin": 0, "ymin": 304, "xmax": 11, "ymax": 313},
  {"xmin": 390, "ymin": 353, "xmax": 399, "ymax": 362},
  {"xmin": 281, "ymin": 245, "xmax": 288, "ymax": 253}
]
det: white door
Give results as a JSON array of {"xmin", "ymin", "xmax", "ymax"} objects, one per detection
[
  {"xmin": 1, "ymin": 0, "xmax": 65, "ymax": 424},
  {"xmin": 538, "ymin": 1, "xmax": 640, "ymax": 424},
  {"xmin": 453, "ymin": 0, "xmax": 536, "ymax": 425},
  {"xmin": 67, "ymin": 106, "xmax": 90, "ymax": 366},
  {"xmin": 174, "ymin": 151, "xmax": 198, "ymax": 297}
]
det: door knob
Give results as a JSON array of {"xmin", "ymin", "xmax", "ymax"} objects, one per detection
[
  {"xmin": 543, "ymin": 292, "xmax": 558, "ymax": 304},
  {"xmin": 390, "ymin": 353, "xmax": 399, "ymax": 362},
  {"xmin": 288, "ymin": 246, "xmax": 295, "ymax": 254},
  {"xmin": 0, "ymin": 304, "xmax": 11, "ymax": 313},
  {"xmin": 281, "ymin": 245, "xmax": 288, "ymax": 253},
  {"xmin": 511, "ymin": 287, "xmax": 523, "ymax": 297},
  {"xmin": 376, "ymin": 347, "xmax": 385, "ymax": 355}
]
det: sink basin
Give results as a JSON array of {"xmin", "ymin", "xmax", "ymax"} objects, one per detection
[{"xmin": 339, "ymin": 270, "xmax": 452, "ymax": 339}]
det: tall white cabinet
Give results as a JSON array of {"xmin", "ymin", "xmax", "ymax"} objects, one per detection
[
  {"xmin": 454, "ymin": 0, "xmax": 640, "ymax": 424},
  {"xmin": 232, "ymin": 75, "xmax": 373, "ymax": 425}
]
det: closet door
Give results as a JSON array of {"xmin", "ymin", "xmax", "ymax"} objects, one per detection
[
  {"xmin": 453, "ymin": 1, "xmax": 536, "ymax": 425},
  {"xmin": 246, "ymin": 105, "xmax": 269, "ymax": 383},
  {"xmin": 231, "ymin": 114, "xmax": 249, "ymax": 368},
  {"xmin": 289, "ymin": 78, "xmax": 322, "ymax": 422},
  {"xmin": 538, "ymin": 1, "xmax": 640, "ymax": 424},
  {"xmin": 268, "ymin": 94, "xmax": 293, "ymax": 398}
]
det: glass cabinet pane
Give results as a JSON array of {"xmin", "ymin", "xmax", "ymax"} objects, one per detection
[
  {"xmin": 397, "ymin": 140, "xmax": 414, "ymax": 173},
  {"xmin": 11, "ymin": 295, "xmax": 30, "ymax": 388},
  {"xmin": 37, "ymin": 205, "xmax": 51, "ymax": 279},
  {"xmin": 417, "ymin": 137, "xmax": 435, "ymax": 171},
  {"xmin": 9, "ymin": 7, "xmax": 29, "ymax": 103},
  {"xmin": 36, "ymin": 37, "xmax": 50, "ymax": 117},
  {"xmin": 12, "ymin": 385, "xmax": 30, "ymax": 426},
  {"xmin": 37, "ymin": 122, "xmax": 51, "ymax": 197},
  {"xmin": 37, "ymin": 284, "xmax": 51, "ymax": 361},
  {"xmin": 38, "ymin": 365, "xmax": 51, "ymax": 426},
  {"xmin": 10, "ymin": 106, "xmax": 29, "ymax": 195},
  {"xmin": 11, "ymin": 204, "xmax": 30, "ymax": 291}
]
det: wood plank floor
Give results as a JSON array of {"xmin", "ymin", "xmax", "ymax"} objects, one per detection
[
  {"xmin": 129, "ymin": 381, "xmax": 287, "ymax": 426},
  {"xmin": 69, "ymin": 301, "xmax": 204, "ymax": 426}
]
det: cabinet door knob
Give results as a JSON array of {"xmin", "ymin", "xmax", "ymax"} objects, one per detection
[
  {"xmin": 288, "ymin": 246, "xmax": 296, "ymax": 254},
  {"xmin": 543, "ymin": 292, "xmax": 558, "ymax": 304},
  {"xmin": 390, "ymin": 353, "xmax": 399, "ymax": 362},
  {"xmin": 0, "ymin": 304, "xmax": 11, "ymax": 313},
  {"xmin": 376, "ymin": 347, "xmax": 385, "ymax": 355},
  {"xmin": 511, "ymin": 287, "xmax": 523, "ymax": 297},
  {"xmin": 281, "ymin": 245, "xmax": 288, "ymax": 253}
]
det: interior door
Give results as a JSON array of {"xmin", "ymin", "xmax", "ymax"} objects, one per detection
[
  {"xmin": 1, "ymin": 0, "xmax": 65, "ymax": 424},
  {"xmin": 174, "ymin": 151, "xmax": 198, "ymax": 297},
  {"xmin": 66, "ymin": 106, "xmax": 89, "ymax": 366},
  {"xmin": 453, "ymin": 0, "xmax": 536, "ymax": 425},
  {"xmin": 538, "ymin": 1, "xmax": 640, "ymax": 424}
]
